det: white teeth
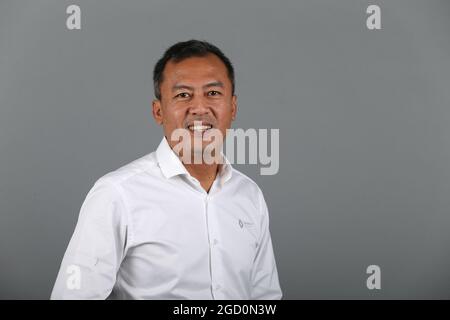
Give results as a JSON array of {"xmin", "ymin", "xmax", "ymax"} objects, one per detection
[{"xmin": 188, "ymin": 125, "xmax": 212, "ymax": 131}]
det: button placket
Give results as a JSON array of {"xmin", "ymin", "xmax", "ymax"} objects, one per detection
[
  {"xmin": 205, "ymin": 196, "xmax": 225, "ymax": 298},
  {"xmin": 204, "ymin": 195, "xmax": 215, "ymax": 298}
]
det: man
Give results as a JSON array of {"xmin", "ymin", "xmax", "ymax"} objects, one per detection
[{"xmin": 51, "ymin": 40, "xmax": 282, "ymax": 299}]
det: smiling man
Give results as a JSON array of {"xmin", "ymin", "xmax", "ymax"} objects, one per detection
[{"xmin": 51, "ymin": 40, "xmax": 282, "ymax": 300}]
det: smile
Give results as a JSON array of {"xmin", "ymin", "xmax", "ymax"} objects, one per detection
[
  {"xmin": 188, "ymin": 124, "xmax": 212, "ymax": 132},
  {"xmin": 186, "ymin": 120, "xmax": 214, "ymax": 133}
]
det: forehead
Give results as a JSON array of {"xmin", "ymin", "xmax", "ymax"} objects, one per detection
[{"xmin": 162, "ymin": 54, "xmax": 229, "ymax": 85}]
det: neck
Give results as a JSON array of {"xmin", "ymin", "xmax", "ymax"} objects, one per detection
[{"xmin": 183, "ymin": 162, "xmax": 220, "ymax": 193}]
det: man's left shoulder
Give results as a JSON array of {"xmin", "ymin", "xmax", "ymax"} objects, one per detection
[{"xmin": 230, "ymin": 168, "xmax": 265, "ymax": 201}]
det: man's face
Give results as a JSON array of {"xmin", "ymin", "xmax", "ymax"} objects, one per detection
[{"xmin": 152, "ymin": 54, "xmax": 237, "ymax": 157}]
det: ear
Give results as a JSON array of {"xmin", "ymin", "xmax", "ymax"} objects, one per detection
[
  {"xmin": 152, "ymin": 99, "xmax": 163, "ymax": 125},
  {"xmin": 231, "ymin": 95, "xmax": 237, "ymax": 121}
]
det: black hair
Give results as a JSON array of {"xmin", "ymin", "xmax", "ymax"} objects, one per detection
[{"xmin": 153, "ymin": 40, "xmax": 235, "ymax": 100}]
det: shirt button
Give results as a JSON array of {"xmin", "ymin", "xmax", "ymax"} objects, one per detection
[
  {"xmin": 213, "ymin": 239, "xmax": 219, "ymax": 246},
  {"xmin": 215, "ymin": 284, "xmax": 221, "ymax": 290}
]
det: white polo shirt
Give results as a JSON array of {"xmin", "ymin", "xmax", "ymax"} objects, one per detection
[{"xmin": 51, "ymin": 137, "xmax": 282, "ymax": 300}]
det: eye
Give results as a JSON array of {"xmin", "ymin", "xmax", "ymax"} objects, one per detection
[
  {"xmin": 175, "ymin": 92, "xmax": 190, "ymax": 99},
  {"xmin": 207, "ymin": 90, "xmax": 222, "ymax": 96}
]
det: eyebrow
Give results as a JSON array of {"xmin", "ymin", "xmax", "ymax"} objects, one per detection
[
  {"xmin": 171, "ymin": 81, "xmax": 224, "ymax": 92},
  {"xmin": 203, "ymin": 81, "xmax": 224, "ymax": 89}
]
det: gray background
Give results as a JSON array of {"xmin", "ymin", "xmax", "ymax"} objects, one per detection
[{"xmin": 1, "ymin": 0, "xmax": 450, "ymax": 299}]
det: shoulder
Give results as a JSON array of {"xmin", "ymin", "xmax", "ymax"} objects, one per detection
[
  {"xmin": 92, "ymin": 151, "xmax": 158, "ymax": 190},
  {"xmin": 78, "ymin": 152, "xmax": 158, "ymax": 231},
  {"xmin": 230, "ymin": 168, "xmax": 267, "ymax": 211}
]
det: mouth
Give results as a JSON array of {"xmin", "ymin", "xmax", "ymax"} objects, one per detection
[{"xmin": 186, "ymin": 121, "xmax": 213, "ymax": 134}]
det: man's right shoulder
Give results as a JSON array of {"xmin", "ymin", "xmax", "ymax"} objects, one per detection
[{"xmin": 91, "ymin": 151, "xmax": 160, "ymax": 190}]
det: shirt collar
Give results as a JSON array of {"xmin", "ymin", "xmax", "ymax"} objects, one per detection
[{"xmin": 155, "ymin": 136, "xmax": 233, "ymax": 186}]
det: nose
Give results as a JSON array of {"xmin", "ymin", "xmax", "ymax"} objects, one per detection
[{"xmin": 188, "ymin": 95, "xmax": 210, "ymax": 116}]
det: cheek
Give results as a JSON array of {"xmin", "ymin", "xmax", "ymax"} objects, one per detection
[
  {"xmin": 217, "ymin": 122, "xmax": 232, "ymax": 138},
  {"xmin": 218, "ymin": 111, "xmax": 233, "ymax": 125},
  {"xmin": 215, "ymin": 102, "xmax": 233, "ymax": 116},
  {"xmin": 164, "ymin": 107, "xmax": 186, "ymax": 124}
]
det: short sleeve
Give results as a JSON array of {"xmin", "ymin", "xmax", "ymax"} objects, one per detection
[
  {"xmin": 50, "ymin": 180, "xmax": 129, "ymax": 299},
  {"xmin": 250, "ymin": 190, "xmax": 282, "ymax": 299}
]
